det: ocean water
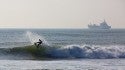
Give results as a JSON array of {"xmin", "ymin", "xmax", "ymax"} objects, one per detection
[
  {"xmin": 1, "ymin": 59, "xmax": 125, "ymax": 70},
  {"xmin": 0, "ymin": 29, "xmax": 125, "ymax": 70}
]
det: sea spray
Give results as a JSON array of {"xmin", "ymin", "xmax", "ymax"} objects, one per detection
[{"xmin": 25, "ymin": 31, "xmax": 49, "ymax": 45}]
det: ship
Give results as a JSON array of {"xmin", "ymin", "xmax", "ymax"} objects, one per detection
[{"xmin": 88, "ymin": 20, "xmax": 111, "ymax": 29}]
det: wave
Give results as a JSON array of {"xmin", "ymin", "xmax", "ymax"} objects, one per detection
[
  {"xmin": 1, "ymin": 31, "xmax": 125, "ymax": 60},
  {"xmin": 46, "ymin": 45, "xmax": 125, "ymax": 59},
  {"xmin": 0, "ymin": 44, "xmax": 125, "ymax": 60}
]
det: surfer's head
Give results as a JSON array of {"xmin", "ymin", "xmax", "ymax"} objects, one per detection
[{"xmin": 39, "ymin": 39, "xmax": 42, "ymax": 41}]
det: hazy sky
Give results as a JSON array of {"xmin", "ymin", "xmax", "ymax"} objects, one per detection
[{"xmin": 0, "ymin": 0, "xmax": 125, "ymax": 28}]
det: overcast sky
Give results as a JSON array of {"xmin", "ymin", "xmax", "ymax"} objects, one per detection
[{"xmin": 0, "ymin": 0, "xmax": 125, "ymax": 28}]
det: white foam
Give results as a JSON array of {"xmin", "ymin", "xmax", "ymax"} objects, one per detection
[
  {"xmin": 47, "ymin": 45, "xmax": 125, "ymax": 58},
  {"xmin": 25, "ymin": 31, "xmax": 49, "ymax": 45}
]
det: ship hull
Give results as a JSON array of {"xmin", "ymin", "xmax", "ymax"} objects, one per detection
[{"xmin": 88, "ymin": 26, "xmax": 111, "ymax": 30}]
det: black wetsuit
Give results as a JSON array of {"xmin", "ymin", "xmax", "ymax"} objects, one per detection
[{"xmin": 36, "ymin": 39, "xmax": 42, "ymax": 48}]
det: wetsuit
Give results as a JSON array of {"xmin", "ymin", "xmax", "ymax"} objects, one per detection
[{"xmin": 36, "ymin": 39, "xmax": 42, "ymax": 48}]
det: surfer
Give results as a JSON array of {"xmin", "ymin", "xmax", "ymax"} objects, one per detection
[{"xmin": 35, "ymin": 39, "xmax": 43, "ymax": 48}]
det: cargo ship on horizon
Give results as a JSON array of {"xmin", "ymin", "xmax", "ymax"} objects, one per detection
[{"xmin": 88, "ymin": 20, "xmax": 111, "ymax": 29}]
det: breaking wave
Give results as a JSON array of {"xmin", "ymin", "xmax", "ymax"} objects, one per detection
[
  {"xmin": 1, "ymin": 31, "xmax": 125, "ymax": 60},
  {"xmin": 45, "ymin": 45, "xmax": 125, "ymax": 59},
  {"xmin": 0, "ymin": 45, "xmax": 125, "ymax": 59}
]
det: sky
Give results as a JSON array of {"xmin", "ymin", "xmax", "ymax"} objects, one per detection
[{"xmin": 0, "ymin": 0, "xmax": 125, "ymax": 28}]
